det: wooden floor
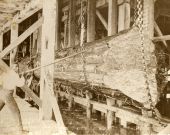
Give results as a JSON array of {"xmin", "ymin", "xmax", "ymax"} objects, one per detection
[{"xmin": 0, "ymin": 97, "xmax": 63, "ymax": 135}]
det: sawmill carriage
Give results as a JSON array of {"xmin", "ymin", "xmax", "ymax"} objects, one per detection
[{"xmin": 1, "ymin": 0, "xmax": 170, "ymax": 134}]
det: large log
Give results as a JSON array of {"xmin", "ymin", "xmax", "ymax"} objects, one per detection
[{"xmin": 53, "ymin": 27, "xmax": 158, "ymax": 108}]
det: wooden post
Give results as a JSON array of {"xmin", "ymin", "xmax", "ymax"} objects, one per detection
[
  {"xmin": 0, "ymin": 33, "xmax": 3, "ymax": 52},
  {"xmin": 80, "ymin": 0, "xmax": 86, "ymax": 46},
  {"xmin": 68, "ymin": 0, "xmax": 76, "ymax": 47},
  {"xmin": 10, "ymin": 22, "xmax": 18, "ymax": 67},
  {"xmin": 118, "ymin": 1, "xmax": 125, "ymax": 32},
  {"xmin": 87, "ymin": 0, "xmax": 96, "ymax": 42},
  {"xmin": 63, "ymin": 13, "xmax": 68, "ymax": 48},
  {"xmin": 124, "ymin": 1, "xmax": 130, "ymax": 29},
  {"xmin": 108, "ymin": 0, "xmax": 117, "ymax": 36},
  {"xmin": 37, "ymin": 27, "xmax": 42, "ymax": 54},
  {"xmin": 86, "ymin": 92, "xmax": 92, "ymax": 119},
  {"xmin": 68, "ymin": 92, "xmax": 73, "ymax": 110},
  {"xmin": 106, "ymin": 98, "xmax": 115, "ymax": 130},
  {"xmin": 40, "ymin": 0, "xmax": 56, "ymax": 120},
  {"xmin": 36, "ymin": 13, "xmax": 42, "ymax": 54},
  {"xmin": 118, "ymin": 0, "xmax": 130, "ymax": 32},
  {"xmin": 32, "ymin": 13, "xmax": 42, "ymax": 55},
  {"xmin": 55, "ymin": 0, "xmax": 62, "ymax": 50},
  {"xmin": 143, "ymin": 0, "xmax": 154, "ymax": 38}
]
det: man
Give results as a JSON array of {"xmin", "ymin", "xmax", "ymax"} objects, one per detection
[{"xmin": 0, "ymin": 62, "xmax": 27, "ymax": 135}]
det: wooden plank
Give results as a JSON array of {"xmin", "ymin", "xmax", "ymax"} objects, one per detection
[
  {"xmin": 154, "ymin": 22, "xmax": 167, "ymax": 47},
  {"xmin": 96, "ymin": 9, "xmax": 108, "ymax": 30},
  {"xmin": 87, "ymin": 0, "xmax": 96, "ymax": 42},
  {"xmin": 108, "ymin": 0, "xmax": 117, "ymax": 36},
  {"xmin": 21, "ymin": 85, "xmax": 42, "ymax": 107},
  {"xmin": 153, "ymin": 35, "xmax": 170, "ymax": 42},
  {"xmin": 68, "ymin": 0, "xmax": 76, "ymax": 47},
  {"xmin": 44, "ymin": 77, "xmax": 66, "ymax": 131},
  {"xmin": 0, "ymin": 17, "xmax": 43, "ymax": 58}
]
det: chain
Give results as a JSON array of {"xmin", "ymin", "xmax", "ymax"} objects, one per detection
[
  {"xmin": 135, "ymin": 0, "xmax": 166, "ymax": 126},
  {"xmin": 79, "ymin": 0, "xmax": 88, "ymax": 85}
]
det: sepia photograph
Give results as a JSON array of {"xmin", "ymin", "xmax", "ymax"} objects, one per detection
[{"xmin": 0, "ymin": 0, "xmax": 170, "ymax": 134}]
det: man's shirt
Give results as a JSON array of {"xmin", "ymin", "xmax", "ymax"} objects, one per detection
[{"xmin": 0, "ymin": 70, "xmax": 25, "ymax": 90}]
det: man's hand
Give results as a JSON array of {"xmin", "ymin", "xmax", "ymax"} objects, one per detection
[{"xmin": 17, "ymin": 74, "xmax": 25, "ymax": 87}]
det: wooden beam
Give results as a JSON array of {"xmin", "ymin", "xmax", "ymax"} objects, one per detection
[
  {"xmin": 0, "ymin": 17, "xmax": 43, "ymax": 58},
  {"xmin": 68, "ymin": 0, "xmax": 76, "ymax": 47},
  {"xmin": 96, "ymin": 9, "xmax": 108, "ymax": 30},
  {"xmin": 21, "ymin": 85, "xmax": 42, "ymax": 107},
  {"xmin": 108, "ymin": 0, "xmax": 117, "ymax": 36},
  {"xmin": 44, "ymin": 77, "xmax": 66, "ymax": 131},
  {"xmin": 153, "ymin": 35, "xmax": 170, "ymax": 42},
  {"xmin": 87, "ymin": 0, "xmax": 96, "ymax": 42},
  {"xmin": 16, "ymin": 7, "xmax": 42, "ymax": 24},
  {"xmin": 154, "ymin": 22, "xmax": 167, "ymax": 47}
]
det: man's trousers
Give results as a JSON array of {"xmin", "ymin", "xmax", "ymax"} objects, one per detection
[{"xmin": 0, "ymin": 89, "xmax": 23, "ymax": 133}]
